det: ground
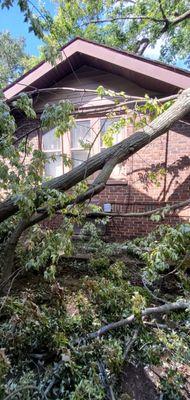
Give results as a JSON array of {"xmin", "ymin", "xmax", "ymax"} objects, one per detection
[{"xmin": 0, "ymin": 232, "xmax": 190, "ymax": 399}]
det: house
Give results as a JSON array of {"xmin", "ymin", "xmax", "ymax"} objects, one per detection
[{"xmin": 3, "ymin": 37, "xmax": 190, "ymax": 239}]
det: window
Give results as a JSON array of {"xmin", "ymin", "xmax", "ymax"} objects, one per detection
[
  {"xmin": 100, "ymin": 117, "xmax": 125, "ymax": 177},
  {"xmin": 100, "ymin": 118, "xmax": 123, "ymax": 151},
  {"xmin": 42, "ymin": 128, "xmax": 63, "ymax": 178},
  {"xmin": 71, "ymin": 120, "xmax": 91, "ymax": 168},
  {"xmin": 41, "ymin": 117, "xmax": 125, "ymax": 178}
]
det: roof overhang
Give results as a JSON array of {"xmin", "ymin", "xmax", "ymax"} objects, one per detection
[{"xmin": 3, "ymin": 37, "xmax": 190, "ymax": 100}]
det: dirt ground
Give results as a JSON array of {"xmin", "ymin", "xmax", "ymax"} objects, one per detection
[
  {"xmin": 121, "ymin": 362, "xmax": 160, "ymax": 400},
  {"xmin": 8, "ymin": 255, "xmax": 190, "ymax": 399}
]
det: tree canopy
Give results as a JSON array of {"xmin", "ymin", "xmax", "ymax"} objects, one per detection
[
  {"xmin": 47, "ymin": 0, "xmax": 190, "ymax": 67},
  {"xmin": 0, "ymin": 30, "xmax": 39, "ymax": 89},
  {"xmin": 0, "ymin": 85, "xmax": 190, "ymax": 398},
  {"xmin": 0, "ymin": 31, "xmax": 27, "ymax": 88},
  {"xmin": 0, "ymin": 2, "xmax": 190, "ymax": 398},
  {"xmin": 1, "ymin": 0, "xmax": 189, "ymax": 71},
  {"xmin": 0, "ymin": 86, "xmax": 190, "ymax": 285}
]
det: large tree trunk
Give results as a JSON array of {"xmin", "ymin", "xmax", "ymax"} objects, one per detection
[
  {"xmin": 0, "ymin": 88, "xmax": 190, "ymax": 224},
  {"xmin": 0, "ymin": 220, "xmax": 29, "ymax": 294},
  {"xmin": 0, "ymin": 88, "xmax": 190, "ymax": 292},
  {"xmin": 0, "ymin": 212, "xmax": 49, "ymax": 294}
]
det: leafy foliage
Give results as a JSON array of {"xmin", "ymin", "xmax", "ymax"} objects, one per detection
[
  {"xmin": 0, "ymin": 31, "xmax": 27, "ymax": 88},
  {"xmin": 17, "ymin": 223, "xmax": 73, "ymax": 280},
  {"xmin": 0, "ymin": 3, "xmax": 189, "ymax": 397},
  {"xmin": 45, "ymin": 0, "xmax": 190, "ymax": 68},
  {"xmin": 1, "ymin": 0, "xmax": 189, "ymax": 71},
  {"xmin": 0, "ymin": 224, "xmax": 190, "ymax": 398},
  {"xmin": 126, "ymin": 223, "xmax": 190, "ymax": 289},
  {"xmin": 0, "ymin": 0, "xmax": 53, "ymax": 39}
]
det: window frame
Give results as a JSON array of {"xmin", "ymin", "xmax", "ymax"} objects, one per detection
[
  {"xmin": 69, "ymin": 118, "xmax": 95, "ymax": 168},
  {"xmin": 41, "ymin": 128, "xmax": 64, "ymax": 177},
  {"xmin": 99, "ymin": 116, "xmax": 125, "ymax": 151},
  {"xmin": 41, "ymin": 115, "xmax": 127, "ymax": 178}
]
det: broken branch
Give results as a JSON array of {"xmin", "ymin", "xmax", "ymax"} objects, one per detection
[{"xmin": 83, "ymin": 301, "xmax": 190, "ymax": 341}]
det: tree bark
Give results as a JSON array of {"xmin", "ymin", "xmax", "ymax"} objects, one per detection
[
  {"xmin": 83, "ymin": 198, "xmax": 190, "ymax": 219},
  {"xmin": 0, "ymin": 88, "xmax": 190, "ymax": 291},
  {"xmin": 0, "ymin": 219, "xmax": 31, "ymax": 294},
  {"xmin": 81, "ymin": 300, "xmax": 190, "ymax": 341},
  {"xmin": 0, "ymin": 88, "xmax": 190, "ymax": 224}
]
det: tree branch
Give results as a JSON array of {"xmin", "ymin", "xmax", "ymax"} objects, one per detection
[
  {"xmin": 81, "ymin": 301, "xmax": 190, "ymax": 341},
  {"xmin": 158, "ymin": 0, "xmax": 168, "ymax": 21},
  {"xmin": 83, "ymin": 198, "xmax": 190, "ymax": 219},
  {"xmin": 12, "ymin": 92, "xmax": 178, "ymax": 144},
  {"xmin": 0, "ymin": 88, "xmax": 190, "ymax": 224},
  {"xmin": 124, "ymin": 328, "xmax": 139, "ymax": 359},
  {"xmin": 87, "ymin": 16, "xmax": 165, "ymax": 25},
  {"xmin": 14, "ymin": 125, "xmax": 41, "ymax": 144},
  {"xmin": 134, "ymin": 38, "xmax": 150, "ymax": 55},
  {"xmin": 87, "ymin": 10, "xmax": 190, "ymax": 27},
  {"xmin": 172, "ymin": 9, "xmax": 190, "ymax": 25},
  {"xmin": 3, "ymin": 385, "xmax": 43, "ymax": 400}
]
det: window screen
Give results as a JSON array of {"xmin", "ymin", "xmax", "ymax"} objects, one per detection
[{"xmin": 71, "ymin": 120, "xmax": 91, "ymax": 167}]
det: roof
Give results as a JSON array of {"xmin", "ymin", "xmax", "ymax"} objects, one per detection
[{"xmin": 3, "ymin": 37, "xmax": 190, "ymax": 100}]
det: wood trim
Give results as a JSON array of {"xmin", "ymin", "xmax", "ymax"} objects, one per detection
[{"xmin": 4, "ymin": 38, "xmax": 190, "ymax": 100}]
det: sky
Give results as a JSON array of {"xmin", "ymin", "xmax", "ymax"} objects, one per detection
[
  {"xmin": 144, "ymin": 41, "xmax": 186, "ymax": 69},
  {"xmin": 0, "ymin": 2, "xmax": 187, "ymax": 69},
  {"xmin": 0, "ymin": 1, "xmax": 56, "ymax": 55}
]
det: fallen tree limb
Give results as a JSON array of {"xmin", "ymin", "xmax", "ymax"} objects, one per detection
[
  {"xmin": 98, "ymin": 360, "xmax": 117, "ymax": 400},
  {"xmin": 82, "ymin": 300, "xmax": 190, "ymax": 341},
  {"xmin": 6, "ymin": 86, "xmax": 177, "ymax": 104},
  {"xmin": 78, "ymin": 198, "xmax": 190, "ymax": 219},
  {"xmin": 1, "ymin": 88, "xmax": 190, "ymax": 224},
  {"xmin": 1, "ymin": 88, "xmax": 190, "ymax": 290},
  {"xmin": 124, "ymin": 328, "xmax": 139, "ymax": 360},
  {"xmin": 142, "ymin": 278, "xmax": 169, "ymax": 305},
  {"xmin": 46, "ymin": 197, "xmax": 190, "ymax": 221},
  {"xmin": 3, "ymin": 385, "xmax": 44, "ymax": 400}
]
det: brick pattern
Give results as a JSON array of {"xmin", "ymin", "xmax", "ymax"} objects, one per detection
[
  {"xmin": 14, "ymin": 66, "xmax": 190, "ymax": 240},
  {"xmin": 90, "ymin": 128, "xmax": 190, "ymax": 239},
  {"xmin": 92, "ymin": 185, "xmax": 189, "ymax": 240},
  {"xmin": 18, "ymin": 120, "xmax": 190, "ymax": 241}
]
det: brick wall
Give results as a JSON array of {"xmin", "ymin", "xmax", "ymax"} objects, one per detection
[
  {"xmin": 92, "ymin": 184, "xmax": 188, "ymax": 240},
  {"xmin": 91, "ymin": 128, "xmax": 190, "ymax": 240},
  {"xmin": 14, "ymin": 66, "xmax": 190, "ymax": 241},
  {"xmin": 19, "ymin": 119, "xmax": 190, "ymax": 241}
]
